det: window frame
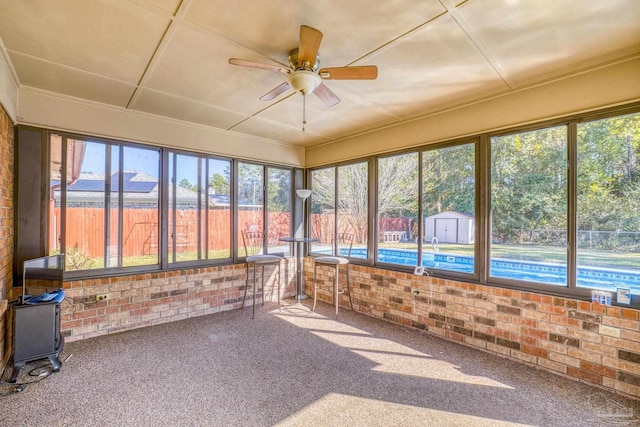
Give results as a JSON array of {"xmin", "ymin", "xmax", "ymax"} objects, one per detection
[
  {"xmin": 166, "ymin": 149, "xmax": 235, "ymax": 267},
  {"xmin": 20, "ymin": 102, "xmax": 640, "ymax": 307},
  {"xmin": 41, "ymin": 130, "xmax": 294, "ymax": 279},
  {"xmin": 307, "ymin": 158, "xmax": 373, "ymax": 265},
  {"xmin": 234, "ymin": 160, "xmax": 294, "ymax": 261},
  {"xmin": 306, "ymin": 103, "xmax": 640, "ymax": 306}
]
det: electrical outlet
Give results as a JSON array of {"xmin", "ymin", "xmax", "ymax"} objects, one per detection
[
  {"xmin": 96, "ymin": 294, "xmax": 108, "ymax": 302},
  {"xmin": 599, "ymin": 324, "xmax": 620, "ymax": 338}
]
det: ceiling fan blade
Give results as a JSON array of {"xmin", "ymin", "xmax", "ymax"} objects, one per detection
[
  {"xmin": 229, "ymin": 58, "xmax": 289, "ymax": 74},
  {"xmin": 314, "ymin": 83, "xmax": 340, "ymax": 107},
  {"xmin": 260, "ymin": 81, "xmax": 291, "ymax": 101},
  {"xmin": 298, "ymin": 25, "xmax": 323, "ymax": 69},
  {"xmin": 319, "ymin": 66, "xmax": 378, "ymax": 80}
]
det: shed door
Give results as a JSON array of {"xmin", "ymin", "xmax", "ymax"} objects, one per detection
[{"xmin": 435, "ymin": 218, "xmax": 457, "ymax": 243}]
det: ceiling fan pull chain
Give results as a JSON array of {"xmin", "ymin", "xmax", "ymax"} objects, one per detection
[{"xmin": 302, "ymin": 93, "xmax": 307, "ymax": 132}]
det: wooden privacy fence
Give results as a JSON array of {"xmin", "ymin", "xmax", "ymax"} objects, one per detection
[
  {"xmin": 52, "ymin": 207, "xmax": 291, "ymax": 258},
  {"xmin": 52, "ymin": 208, "xmax": 411, "ymax": 258},
  {"xmin": 310, "ymin": 214, "xmax": 407, "ymax": 244}
]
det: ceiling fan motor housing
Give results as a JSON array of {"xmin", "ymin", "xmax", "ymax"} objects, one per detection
[{"xmin": 288, "ymin": 48, "xmax": 320, "ymax": 71}]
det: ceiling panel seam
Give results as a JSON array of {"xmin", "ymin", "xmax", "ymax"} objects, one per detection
[
  {"xmin": 7, "ymin": 50, "xmax": 139, "ymax": 87},
  {"xmin": 180, "ymin": 20, "xmax": 289, "ymax": 68},
  {"xmin": 440, "ymin": 0, "xmax": 513, "ymax": 89},
  {"xmin": 345, "ymin": 10, "xmax": 450, "ymax": 67},
  {"xmin": 126, "ymin": 0, "xmax": 194, "ymax": 109},
  {"xmin": 127, "ymin": 0, "xmax": 179, "ymax": 18}
]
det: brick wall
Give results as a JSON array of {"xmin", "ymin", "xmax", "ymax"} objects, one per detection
[
  {"xmin": 308, "ymin": 261, "xmax": 640, "ymax": 399},
  {"xmin": 58, "ymin": 249, "xmax": 639, "ymax": 400},
  {"xmin": 61, "ymin": 260, "xmax": 295, "ymax": 340},
  {"xmin": 0, "ymin": 103, "xmax": 14, "ymax": 370}
]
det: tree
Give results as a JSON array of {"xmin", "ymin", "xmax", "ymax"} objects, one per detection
[
  {"xmin": 491, "ymin": 126, "xmax": 567, "ymax": 244},
  {"xmin": 178, "ymin": 178, "xmax": 197, "ymax": 192},
  {"xmin": 209, "ymin": 173, "xmax": 229, "ymax": 195}
]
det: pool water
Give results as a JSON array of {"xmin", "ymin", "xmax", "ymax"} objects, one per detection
[{"xmin": 347, "ymin": 248, "xmax": 640, "ymax": 295}]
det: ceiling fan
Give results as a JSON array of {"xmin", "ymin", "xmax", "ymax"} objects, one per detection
[{"xmin": 229, "ymin": 25, "xmax": 378, "ymax": 108}]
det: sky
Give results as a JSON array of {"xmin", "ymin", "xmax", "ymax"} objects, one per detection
[{"xmin": 80, "ymin": 141, "xmax": 229, "ymax": 183}]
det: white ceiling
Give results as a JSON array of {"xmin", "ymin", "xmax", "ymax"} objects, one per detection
[{"xmin": 1, "ymin": 0, "xmax": 639, "ymax": 148}]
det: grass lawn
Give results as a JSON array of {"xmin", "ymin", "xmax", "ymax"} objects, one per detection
[
  {"xmin": 379, "ymin": 242, "xmax": 639, "ymax": 270},
  {"xmin": 65, "ymin": 244, "xmax": 638, "ymax": 273}
]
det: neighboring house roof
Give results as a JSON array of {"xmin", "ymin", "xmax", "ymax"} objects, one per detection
[
  {"xmin": 52, "ymin": 171, "xmax": 158, "ymax": 193},
  {"xmin": 51, "ymin": 171, "xmax": 243, "ymax": 208}
]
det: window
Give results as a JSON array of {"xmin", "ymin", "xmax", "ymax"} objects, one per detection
[
  {"xmin": 168, "ymin": 153, "xmax": 200, "ymax": 263},
  {"xmin": 377, "ymin": 153, "xmax": 419, "ymax": 266},
  {"xmin": 168, "ymin": 152, "xmax": 233, "ymax": 264},
  {"xmin": 337, "ymin": 162, "xmax": 368, "ymax": 259},
  {"xmin": 310, "ymin": 167, "xmax": 336, "ymax": 254},
  {"xmin": 39, "ymin": 107, "xmax": 640, "ymax": 303},
  {"xmin": 309, "ymin": 162, "xmax": 368, "ymax": 258},
  {"xmin": 375, "ymin": 144, "xmax": 475, "ymax": 271},
  {"xmin": 267, "ymin": 167, "xmax": 292, "ymax": 254},
  {"xmin": 577, "ymin": 113, "xmax": 639, "ymax": 296},
  {"xmin": 207, "ymin": 158, "xmax": 231, "ymax": 259},
  {"xmin": 237, "ymin": 162, "xmax": 293, "ymax": 257},
  {"xmin": 422, "ymin": 143, "xmax": 476, "ymax": 273},
  {"xmin": 490, "ymin": 126, "xmax": 568, "ymax": 286},
  {"xmin": 50, "ymin": 134, "xmax": 160, "ymax": 271},
  {"xmin": 122, "ymin": 146, "xmax": 160, "ymax": 267},
  {"xmin": 47, "ymin": 131, "xmax": 290, "ymax": 274}
]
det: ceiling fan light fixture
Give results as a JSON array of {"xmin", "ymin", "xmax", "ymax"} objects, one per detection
[{"xmin": 287, "ymin": 70, "xmax": 321, "ymax": 95}]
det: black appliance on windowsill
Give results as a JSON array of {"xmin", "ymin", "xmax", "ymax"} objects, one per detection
[{"xmin": 10, "ymin": 254, "xmax": 65, "ymax": 383}]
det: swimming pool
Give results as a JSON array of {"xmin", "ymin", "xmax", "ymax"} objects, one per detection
[{"xmin": 346, "ymin": 248, "xmax": 640, "ymax": 294}]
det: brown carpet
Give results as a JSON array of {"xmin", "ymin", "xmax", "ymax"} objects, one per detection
[{"xmin": 1, "ymin": 299, "xmax": 638, "ymax": 427}]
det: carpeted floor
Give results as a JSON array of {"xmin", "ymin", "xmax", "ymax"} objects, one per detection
[{"xmin": 1, "ymin": 299, "xmax": 638, "ymax": 427}]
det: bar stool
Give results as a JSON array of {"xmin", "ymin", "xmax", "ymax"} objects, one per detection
[
  {"xmin": 241, "ymin": 231, "xmax": 282, "ymax": 319},
  {"xmin": 313, "ymin": 232, "xmax": 353, "ymax": 315}
]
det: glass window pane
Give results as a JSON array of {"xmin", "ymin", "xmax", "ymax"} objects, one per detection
[
  {"xmin": 122, "ymin": 146, "xmax": 160, "ymax": 267},
  {"xmin": 422, "ymin": 144, "xmax": 476, "ymax": 273},
  {"xmin": 238, "ymin": 163, "xmax": 264, "ymax": 256},
  {"xmin": 65, "ymin": 139, "xmax": 105, "ymax": 270},
  {"xmin": 267, "ymin": 167, "xmax": 291, "ymax": 255},
  {"xmin": 168, "ymin": 153, "xmax": 176, "ymax": 262},
  {"xmin": 577, "ymin": 113, "xmax": 640, "ymax": 298},
  {"xmin": 107, "ymin": 145, "xmax": 120, "ymax": 267},
  {"xmin": 49, "ymin": 134, "xmax": 62, "ymax": 257},
  {"xmin": 169, "ymin": 154, "xmax": 200, "ymax": 262},
  {"xmin": 207, "ymin": 159, "xmax": 231, "ymax": 259},
  {"xmin": 337, "ymin": 162, "xmax": 368, "ymax": 259},
  {"xmin": 378, "ymin": 153, "xmax": 419, "ymax": 266},
  {"xmin": 490, "ymin": 126, "xmax": 567, "ymax": 285},
  {"xmin": 198, "ymin": 158, "xmax": 206, "ymax": 260},
  {"xmin": 310, "ymin": 167, "xmax": 335, "ymax": 254}
]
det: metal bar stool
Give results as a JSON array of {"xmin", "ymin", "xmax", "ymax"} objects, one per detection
[
  {"xmin": 241, "ymin": 231, "xmax": 282, "ymax": 319},
  {"xmin": 312, "ymin": 232, "xmax": 353, "ymax": 315}
]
